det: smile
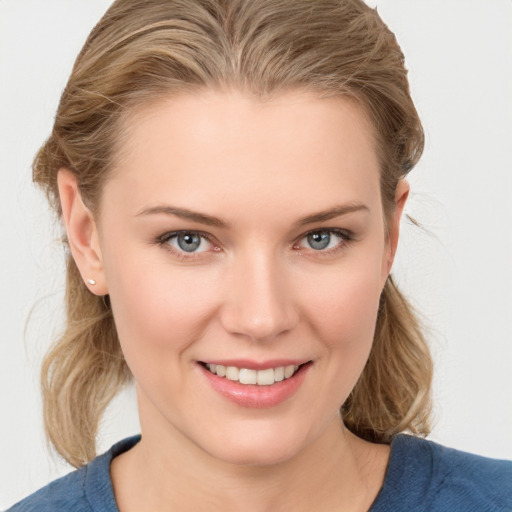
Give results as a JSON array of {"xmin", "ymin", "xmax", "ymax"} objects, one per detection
[
  {"xmin": 199, "ymin": 360, "xmax": 312, "ymax": 408},
  {"xmin": 204, "ymin": 363, "xmax": 301, "ymax": 386}
]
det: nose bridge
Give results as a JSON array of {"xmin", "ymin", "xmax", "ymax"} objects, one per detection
[{"xmin": 220, "ymin": 245, "xmax": 298, "ymax": 341}]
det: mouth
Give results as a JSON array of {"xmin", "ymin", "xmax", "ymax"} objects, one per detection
[
  {"xmin": 199, "ymin": 361, "xmax": 310, "ymax": 386},
  {"xmin": 198, "ymin": 360, "xmax": 312, "ymax": 408}
]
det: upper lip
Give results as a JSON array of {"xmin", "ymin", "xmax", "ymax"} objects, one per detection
[{"xmin": 199, "ymin": 359, "xmax": 311, "ymax": 370}]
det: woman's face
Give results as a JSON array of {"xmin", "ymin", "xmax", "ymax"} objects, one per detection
[{"xmin": 91, "ymin": 90, "xmax": 404, "ymax": 465}]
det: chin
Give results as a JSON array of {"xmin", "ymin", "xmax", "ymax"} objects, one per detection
[
  {"xmin": 201, "ymin": 422, "xmax": 312, "ymax": 467},
  {"xmin": 210, "ymin": 442, "xmax": 300, "ymax": 467}
]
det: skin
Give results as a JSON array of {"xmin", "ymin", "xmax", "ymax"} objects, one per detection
[{"xmin": 58, "ymin": 89, "xmax": 409, "ymax": 511}]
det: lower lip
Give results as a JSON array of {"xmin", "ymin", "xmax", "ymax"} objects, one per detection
[{"xmin": 199, "ymin": 363, "xmax": 311, "ymax": 408}]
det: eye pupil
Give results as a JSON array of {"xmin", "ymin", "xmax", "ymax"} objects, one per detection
[
  {"xmin": 307, "ymin": 232, "xmax": 330, "ymax": 250},
  {"xmin": 177, "ymin": 233, "xmax": 201, "ymax": 252}
]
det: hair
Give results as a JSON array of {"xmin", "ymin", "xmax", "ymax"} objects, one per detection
[{"xmin": 35, "ymin": 0, "xmax": 432, "ymax": 467}]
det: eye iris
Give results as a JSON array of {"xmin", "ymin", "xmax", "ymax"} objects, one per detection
[
  {"xmin": 177, "ymin": 233, "xmax": 201, "ymax": 252},
  {"xmin": 307, "ymin": 232, "xmax": 330, "ymax": 250}
]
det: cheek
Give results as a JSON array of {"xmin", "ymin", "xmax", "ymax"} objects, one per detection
[
  {"xmin": 305, "ymin": 256, "xmax": 384, "ymax": 347},
  {"xmin": 314, "ymin": 279, "xmax": 380, "ymax": 381},
  {"xmin": 289, "ymin": 254, "xmax": 385, "ymax": 424},
  {"xmin": 299, "ymin": 249, "xmax": 385, "ymax": 409},
  {"xmin": 103, "ymin": 251, "xmax": 221, "ymax": 369}
]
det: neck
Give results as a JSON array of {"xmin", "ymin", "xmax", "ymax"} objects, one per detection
[{"xmin": 111, "ymin": 417, "xmax": 389, "ymax": 512}]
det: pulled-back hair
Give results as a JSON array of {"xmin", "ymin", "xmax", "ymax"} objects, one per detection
[{"xmin": 35, "ymin": 0, "xmax": 432, "ymax": 467}]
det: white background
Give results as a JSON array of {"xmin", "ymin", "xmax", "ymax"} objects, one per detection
[{"xmin": 1, "ymin": 0, "xmax": 511, "ymax": 508}]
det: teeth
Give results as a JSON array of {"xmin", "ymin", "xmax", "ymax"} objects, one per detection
[
  {"xmin": 284, "ymin": 365, "xmax": 296, "ymax": 379},
  {"xmin": 257, "ymin": 368, "xmax": 274, "ymax": 386},
  {"xmin": 205, "ymin": 363, "xmax": 302, "ymax": 386},
  {"xmin": 239, "ymin": 369, "xmax": 257, "ymax": 385},
  {"xmin": 225, "ymin": 366, "xmax": 239, "ymax": 381}
]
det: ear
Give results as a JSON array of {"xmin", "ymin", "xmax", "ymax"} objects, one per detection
[
  {"xmin": 57, "ymin": 168, "xmax": 108, "ymax": 295},
  {"xmin": 383, "ymin": 179, "xmax": 410, "ymax": 277}
]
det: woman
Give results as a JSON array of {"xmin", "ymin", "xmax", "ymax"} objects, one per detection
[{"xmin": 7, "ymin": 0, "xmax": 511, "ymax": 510}]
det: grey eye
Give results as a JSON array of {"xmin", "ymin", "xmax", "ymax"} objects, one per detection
[
  {"xmin": 171, "ymin": 232, "xmax": 205, "ymax": 252},
  {"xmin": 307, "ymin": 232, "xmax": 331, "ymax": 250},
  {"xmin": 298, "ymin": 230, "xmax": 346, "ymax": 252},
  {"xmin": 161, "ymin": 230, "xmax": 215, "ymax": 256}
]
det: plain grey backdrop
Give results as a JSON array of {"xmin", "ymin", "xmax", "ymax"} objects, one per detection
[{"xmin": 1, "ymin": 0, "xmax": 511, "ymax": 507}]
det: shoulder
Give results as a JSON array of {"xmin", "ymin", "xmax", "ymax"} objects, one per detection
[
  {"xmin": 6, "ymin": 465, "xmax": 90, "ymax": 512},
  {"xmin": 6, "ymin": 436, "xmax": 140, "ymax": 512},
  {"xmin": 371, "ymin": 434, "xmax": 512, "ymax": 512},
  {"xmin": 402, "ymin": 435, "xmax": 512, "ymax": 509}
]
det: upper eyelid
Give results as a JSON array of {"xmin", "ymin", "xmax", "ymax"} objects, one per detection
[
  {"xmin": 156, "ymin": 228, "xmax": 352, "ymax": 253},
  {"xmin": 297, "ymin": 227, "xmax": 352, "ymax": 240},
  {"xmin": 303, "ymin": 227, "xmax": 348, "ymax": 235},
  {"xmin": 158, "ymin": 228, "xmax": 349, "ymax": 240},
  {"xmin": 159, "ymin": 230, "xmax": 213, "ymax": 243}
]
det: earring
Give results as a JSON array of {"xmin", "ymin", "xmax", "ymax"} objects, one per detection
[{"xmin": 87, "ymin": 278, "xmax": 96, "ymax": 286}]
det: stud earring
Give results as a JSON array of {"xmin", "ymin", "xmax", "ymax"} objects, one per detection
[{"xmin": 87, "ymin": 278, "xmax": 96, "ymax": 286}]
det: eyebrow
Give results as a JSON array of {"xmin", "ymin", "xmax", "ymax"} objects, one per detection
[
  {"xmin": 136, "ymin": 206, "xmax": 229, "ymax": 227},
  {"xmin": 294, "ymin": 203, "xmax": 369, "ymax": 227},
  {"xmin": 136, "ymin": 203, "xmax": 369, "ymax": 228}
]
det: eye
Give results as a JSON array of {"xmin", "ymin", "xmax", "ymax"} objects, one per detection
[
  {"xmin": 162, "ymin": 231, "xmax": 213, "ymax": 254},
  {"xmin": 297, "ymin": 230, "xmax": 348, "ymax": 251}
]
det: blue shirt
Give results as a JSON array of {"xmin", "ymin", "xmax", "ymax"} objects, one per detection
[{"xmin": 8, "ymin": 434, "xmax": 512, "ymax": 511}]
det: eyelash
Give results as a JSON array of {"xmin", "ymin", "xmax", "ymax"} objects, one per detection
[
  {"xmin": 156, "ymin": 231, "xmax": 219, "ymax": 261},
  {"xmin": 156, "ymin": 228, "xmax": 353, "ymax": 260},
  {"xmin": 293, "ymin": 228, "xmax": 353, "ymax": 257}
]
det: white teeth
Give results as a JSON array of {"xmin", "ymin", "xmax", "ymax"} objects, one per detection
[
  {"xmin": 284, "ymin": 365, "xmax": 295, "ymax": 379},
  {"xmin": 205, "ymin": 363, "xmax": 303, "ymax": 386},
  {"xmin": 257, "ymin": 368, "xmax": 275, "ymax": 386},
  {"xmin": 239, "ymin": 369, "xmax": 257, "ymax": 385},
  {"xmin": 225, "ymin": 366, "xmax": 239, "ymax": 381},
  {"xmin": 274, "ymin": 366, "xmax": 285, "ymax": 382}
]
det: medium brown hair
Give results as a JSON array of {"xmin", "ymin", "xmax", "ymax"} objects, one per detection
[{"xmin": 35, "ymin": 0, "xmax": 432, "ymax": 467}]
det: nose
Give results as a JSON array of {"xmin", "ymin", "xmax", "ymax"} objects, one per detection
[{"xmin": 219, "ymin": 249, "xmax": 300, "ymax": 342}]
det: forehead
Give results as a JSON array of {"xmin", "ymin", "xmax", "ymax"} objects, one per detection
[{"xmin": 105, "ymin": 89, "xmax": 381, "ymax": 219}]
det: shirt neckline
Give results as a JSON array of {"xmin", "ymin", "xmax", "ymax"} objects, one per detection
[{"xmin": 86, "ymin": 433, "xmax": 415, "ymax": 511}]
